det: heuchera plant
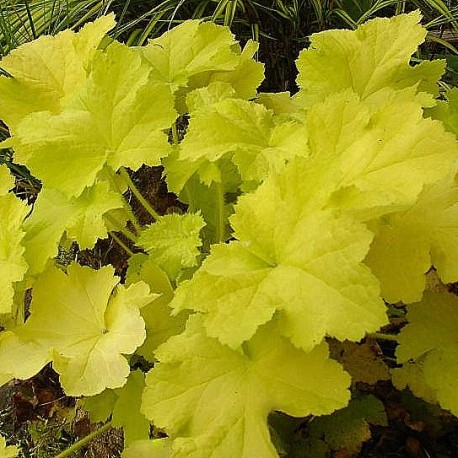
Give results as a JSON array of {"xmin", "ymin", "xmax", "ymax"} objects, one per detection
[{"xmin": 0, "ymin": 11, "xmax": 457, "ymax": 457}]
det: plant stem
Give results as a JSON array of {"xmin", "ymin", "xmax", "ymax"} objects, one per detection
[
  {"xmin": 104, "ymin": 165, "xmax": 141, "ymax": 235},
  {"xmin": 127, "ymin": 209, "xmax": 142, "ymax": 236},
  {"xmin": 368, "ymin": 332, "xmax": 398, "ymax": 342},
  {"xmin": 183, "ymin": 185, "xmax": 194, "ymax": 209},
  {"xmin": 214, "ymin": 181, "xmax": 225, "ymax": 244},
  {"xmin": 171, "ymin": 121, "xmax": 179, "ymax": 145},
  {"xmin": 119, "ymin": 167, "xmax": 161, "ymax": 221},
  {"xmin": 15, "ymin": 295, "xmax": 25, "ymax": 326},
  {"xmin": 54, "ymin": 421, "xmax": 112, "ymax": 458},
  {"xmin": 104, "ymin": 213, "xmax": 137, "ymax": 244},
  {"xmin": 110, "ymin": 231, "xmax": 135, "ymax": 256}
]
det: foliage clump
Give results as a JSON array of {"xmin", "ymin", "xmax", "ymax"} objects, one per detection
[{"xmin": 0, "ymin": 10, "xmax": 457, "ymax": 457}]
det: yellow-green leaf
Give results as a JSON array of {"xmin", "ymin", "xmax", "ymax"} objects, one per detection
[{"xmin": 142, "ymin": 317, "xmax": 350, "ymax": 458}]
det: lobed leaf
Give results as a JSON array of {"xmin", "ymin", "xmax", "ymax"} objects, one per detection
[
  {"xmin": 83, "ymin": 370, "xmax": 150, "ymax": 445},
  {"xmin": 0, "ymin": 192, "xmax": 29, "ymax": 313},
  {"xmin": 172, "ymin": 159, "xmax": 387, "ymax": 351},
  {"xmin": 142, "ymin": 317, "xmax": 350, "ymax": 458},
  {"xmin": 330, "ymin": 340, "xmax": 390, "ymax": 385},
  {"xmin": 395, "ymin": 292, "xmax": 458, "ymax": 415},
  {"xmin": 207, "ymin": 40, "xmax": 264, "ymax": 101},
  {"xmin": 391, "ymin": 359, "xmax": 437, "ymax": 405},
  {"xmin": 366, "ymin": 177, "xmax": 458, "ymax": 303},
  {"xmin": 0, "ymin": 263, "xmax": 154, "ymax": 396},
  {"xmin": 0, "ymin": 434, "xmax": 19, "ymax": 458},
  {"xmin": 179, "ymin": 98, "xmax": 308, "ymax": 185},
  {"xmin": 428, "ymin": 88, "xmax": 458, "ymax": 136},
  {"xmin": 312, "ymin": 90, "xmax": 458, "ymax": 218},
  {"xmin": 126, "ymin": 254, "xmax": 189, "ymax": 360},
  {"xmin": 10, "ymin": 41, "xmax": 176, "ymax": 197},
  {"xmin": 0, "ymin": 15, "xmax": 115, "ymax": 130},
  {"xmin": 22, "ymin": 181, "xmax": 125, "ymax": 275},
  {"xmin": 304, "ymin": 394, "xmax": 387, "ymax": 456},
  {"xmin": 0, "ymin": 164, "xmax": 15, "ymax": 194},
  {"xmin": 137, "ymin": 213, "xmax": 205, "ymax": 280},
  {"xmin": 296, "ymin": 11, "xmax": 443, "ymax": 105},
  {"xmin": 141, "ymin": 21, "xmax": 263, "ymax": 112},
  {"xmin": 143, "ymin": 20, "xmax": 238, "ymax": 92}
]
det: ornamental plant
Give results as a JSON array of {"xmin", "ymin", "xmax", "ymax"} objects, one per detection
[{"xmin": 0, "ymin": 11, "xmax": 457, "ymax": 457}]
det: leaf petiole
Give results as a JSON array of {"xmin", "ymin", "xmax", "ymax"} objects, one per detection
[
  {"xmin": 119, "ymin": 167, "xmax": 162, "ymax": 221},
  {"xmin": 103, "ymin": 165, "xmax": 141, "ymax": 235},
  {"xmin": 54, "ymin": 421, "xmax": 113, "ymax": 458},
  {"xmin": 367, "ymin": 332, "xmax": 398, "ymax": 342},
  {"xmin": 171, "ymin": 121, "xmax": 179, "ymax": 145},
  {"xmin": 109, "ymin": 231, "xmax": 135, "ymax": 256},
  {"xmin": 104, "ymin": 213, "xmax": 138, "ymax": 244},
  {"xmin": 214, "ymin": 181, "xmax": 226, "ymax": 244}
]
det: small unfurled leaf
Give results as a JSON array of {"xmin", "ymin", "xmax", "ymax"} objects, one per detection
[
  {"xmin": 256, "ymin": 91, "xmax": 302, "ymax": 116},
  {"xmin": 186, "ymin": 82, "xmax": 236, "ymax": 113},
  {"xmin": 126, "ymin": 254, "xmax": 188, "ymax": 360},
  {"xmin": 428, "ymin": 88, "xmax": 458, "ymax": 136},
  {"xmin": 137, "ymin": 213, "xmax": 205, "ymax": 280},
  {"xmin": 22, "ymin": 181, "xmax": 125, "ymax": 275}
]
